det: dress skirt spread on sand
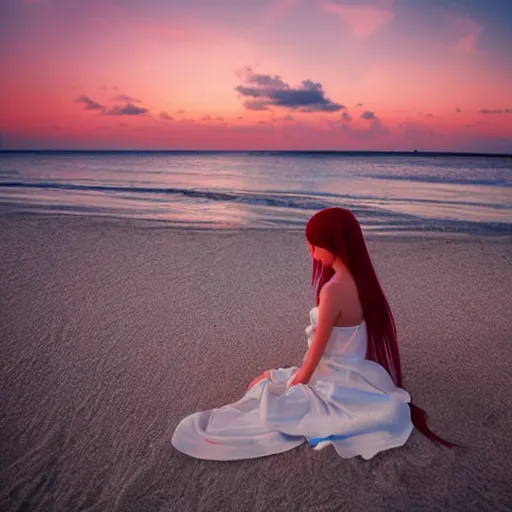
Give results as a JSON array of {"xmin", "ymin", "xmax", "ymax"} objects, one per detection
[{"xmin": 172, "ymin": 306, "xmax": 414, "ymax": 460}]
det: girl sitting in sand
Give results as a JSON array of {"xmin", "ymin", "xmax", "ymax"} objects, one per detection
[{"xmin": 172, "ymin": 207, "xmax": 460, "ymax": 460}]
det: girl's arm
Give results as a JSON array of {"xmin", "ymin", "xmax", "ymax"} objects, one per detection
[{"xmin": 301, "ymin": 284, "xmax": 341, "ymax": 382}]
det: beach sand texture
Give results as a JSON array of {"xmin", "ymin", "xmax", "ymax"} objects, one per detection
[{"xmin": 1, "ymin": 214, "xmax": 511, "ymax": 512}]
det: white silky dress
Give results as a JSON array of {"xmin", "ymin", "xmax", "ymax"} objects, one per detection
[{"xmin": 172, "ymin": 306, "xmax": 414, "ymax": 461}]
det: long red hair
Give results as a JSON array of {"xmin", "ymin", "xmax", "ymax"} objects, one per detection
[{"xmin": 306, "ymin": 207, "xmax": 463, "ymax": 449}]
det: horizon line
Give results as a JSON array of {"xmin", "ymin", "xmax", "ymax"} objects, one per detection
[{"xmin": 1, "ymin": 149, "xmax": 511, "ymax": 158}]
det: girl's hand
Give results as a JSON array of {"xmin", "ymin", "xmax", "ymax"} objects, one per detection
[
  {"xmin": 247, "ymin": 371, "xmax": 270, "ymax": 390},
  {"xmin": 287, "ymin": 367, "xmax": 310, "ymax": 388}
]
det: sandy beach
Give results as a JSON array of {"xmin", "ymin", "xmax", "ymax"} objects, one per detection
[{"xmin": 1, "ymin": 213, "xmax": 511, "ymax": 512}]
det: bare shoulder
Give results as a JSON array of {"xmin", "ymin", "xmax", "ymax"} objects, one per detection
[
  {"xmin": 322, "ymin": 278, "xmax": 349, "ymax": 299},
  {"xmin": 320, "ymin": 277, "xmax": 363, "ymax": 325},
  {"xmin": 320, "ymin": 279, "xmax": 361, "ymax": 310},
  {"xmin": 319, "ymin": 280, "xmax": 346, "ymax": 308}
]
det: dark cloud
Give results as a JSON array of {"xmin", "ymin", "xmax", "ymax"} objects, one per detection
[
  {"xmin": 249, "ymin": 74, "xmax": 287, "ymax": 88},
  {"xmin": 76, "ymin": 94, "xmax": 148, "ymax": 116},
  {"xmin": 339, "ymin": 119, "xmax": 388, "ymax": 140},
  {"xmin": 160, "ymin": 112, "xmax": 174, "ymax": 121},
  {"xmin": 426, "ymin": 113, "xmax": 434, "ymax": 117},
  {"xmin": 355, "ymin": 103, "xmax": 363, "ymax": 107},
  {"xmin": 103, "ymin": 103, "xmax": 148, "ymax": 116},
  {"xmin": 198, "ymin": 115, "xmax": 224, "ymax": 122},
  {"xmin": 325, "ymin": 112, "xmax": 387, "ymax": 139},
  {"xmin": 111, "ymin": 94, "xmax": 142, "ymax": 103},
  {"xmin": 342, "ymin": 112, "xmax": 352, "ymax": 122},
  {"xmin": 480, "ymin": 108, "xmax": 512, "ymax": 114},
  {"xmin": 361, "ymin": 110, "xmax": 378, "ymax": 121},
  {"xmin": 235, "ymin": 67, "xmax": 344, "ymax": 113},
  {"xmin": 456, "ymin": 107, "xmax": 462, "ymax": 113},
  {"xmin": 75, "ymin": 95, "xmax": 104, "ymax": 111},
  {"xmin": 243, "ymin": 100, "xmax": 270, "ymax": 111}
]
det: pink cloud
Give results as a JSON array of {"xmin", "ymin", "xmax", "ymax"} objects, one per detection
[
  {"xmin": 449, "ymin": 16, "xmax": 482, "ymax": 54},
  {"xmin": 322, "ymin": 0, "xmax": 395, "ymax": 39}
]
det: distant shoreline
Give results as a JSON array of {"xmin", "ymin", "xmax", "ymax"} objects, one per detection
[{"xmin": 1, "ymin": 149, "xmax": 511, "ymax": 158}]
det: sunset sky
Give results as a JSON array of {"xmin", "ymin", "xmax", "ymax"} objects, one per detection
[{"xmin": 1, "ymin": 0, "xmax": 511, "ymax": 152}]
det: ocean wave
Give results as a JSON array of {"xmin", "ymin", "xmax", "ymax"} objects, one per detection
[
  {"xmin": 0, "ymin": 181, "xmax": 340, "ymax": 211},
  {"xmin": 367, "ymin": 173, "xmax": 512, "ymax": 187},
  {"xmin": 0, "ymin": 181, "xmax": 508, "ymax": 215}
]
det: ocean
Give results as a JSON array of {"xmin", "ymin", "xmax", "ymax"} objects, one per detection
[{"xmin": 0, "ymin": 151, "xmax": 510, "ymax": 237}]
